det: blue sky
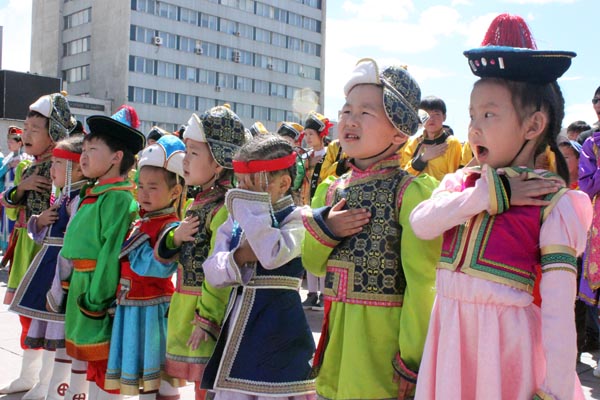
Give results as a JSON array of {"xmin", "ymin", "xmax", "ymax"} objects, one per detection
[
  {"xmin": 0, "ymin": 0, "xmax": 598, "ymax": 142},
  {"xmin": 323, "ymin": 0, "xmax": 600, "ymax": 141}
]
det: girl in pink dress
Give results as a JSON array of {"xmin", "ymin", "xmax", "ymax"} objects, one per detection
[{"xmin": 410, "ymin": 14, "xmax": 592, "ymax": 400}]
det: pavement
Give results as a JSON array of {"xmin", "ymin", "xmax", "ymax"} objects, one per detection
[{"xmin": 0, "ymin": 267, "xmax": 598, "ymax": 399}]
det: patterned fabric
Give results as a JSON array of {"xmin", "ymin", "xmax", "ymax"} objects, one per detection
[
  {"xmin": 439, "ymin": 167, "xmax": 569, "ymax": 293},
  {"xmin": 22, "ymin": 157, "xmax": 53, "ymax": 219},
  {"xmin": 46, "ymin": 93, "xmax": 76, "ymax": 142},
  {"xmin": 200, "ymin": 106, "xmax": 247, "ymax": 169},
  {"xmin": 324, "ymin": 162, "xmax": 412, "ymax": 306},
  {"xmin": 381, "ymin": 64, "xmax": 421, "ymax": 136},
  {"xmin": 178, "ymin": 185, "xmax": 227, "ymax": 294}
]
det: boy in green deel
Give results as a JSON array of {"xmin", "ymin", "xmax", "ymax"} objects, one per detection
[{"xmin": 302, "ymin": 59, "xmax": 441, "ymax": 399}]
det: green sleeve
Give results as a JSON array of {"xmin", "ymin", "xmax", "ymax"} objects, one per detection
[
  {"xmin": 80, "ymin": 191, "xmax": 138, "ymax": 313},
  {"xmin": 397, "ymin": 174, "xmax": 441, "ymax": 371},
  {"xmin": 3, "ymin": 160, "xmax": 31, "ymax": 220},
  {"xmin": 301, "ymin": 176, "xmax": 339, "ymax": 277},
  {"xmin": 197, "ymin": 205, "xmax": 232, "ymax": 325}
]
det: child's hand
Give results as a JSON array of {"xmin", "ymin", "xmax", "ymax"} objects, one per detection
[
  {"xmin": 420, "ymin": 142, "xmax": 448, "ymax": 162},
  {"xmin": 325, "ymin": 198, "xmax": 370, "ymax": 238},
  {"xmin": 173, "ymin": 216, "xmax": 200, "ymax": 247},
  {"xmin": 506, "ymin": 172, "xmax": 562, "ymax": 207},
  {"xmin": 18, "ymin": 172, "xmax": 52, "ymax": 192},
  {"xmin": 187, "ymin": 324, "xmax": 209, "ymax": 350},
  {"xmin": 233, "ymin": 239, "xmax": 258, "ymax": 266},
  {"xmin": 36, "ymin": 205, "xmax": 59, "ymax": 230}
]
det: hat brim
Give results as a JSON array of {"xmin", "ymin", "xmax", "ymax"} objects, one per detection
[
  {"xmin": 464, "ymin": 46, "xmax": 576, "ymax": 84},
  {"xmin": 87, "ymin": 115, "xmax": 146, "ymax": 154}
]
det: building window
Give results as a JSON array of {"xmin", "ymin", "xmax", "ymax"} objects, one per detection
[
  {"xmin": 158, "ymin": 31, "xmax": 177, "ymax": 49},
  {"xmin": 197, "ymin": 97, "xmax": 215, "ymax": 112},
  {"xmin": 156, "ymin": 61, "xmax": 176, "ymax": 79},
  {"xmin": 234, "ymin": 103, "xmax": 252, "ymax": 118},
  {"xmin": 271, "ymin": 32, "xmax": 286, "ymax": 48},
  {"xmin": 270, "ymin": 108, "xmax": 285, "ymax": 122},
  {"xmin": 64, "ymin": 8, "xmax": 91, "ymax": 29},
  {"xmin": 236, "ymin": 76, "xmax": 253, "ymax": 92},
  {"xmin": 179, "ymin": 94, "xmax": 196, "ymax": 110},
  {"xmin": 200, "ymin": 14, "xmax": 218, "ymax": 30},
  {"xmin": 253, "ymin": 106, "xmax": 269, "ymax": 121},
  {"xmin": 254, "ymin": 80, "xmax": 269, "ymax": 96},
  {"xmin": 217, "ymin": 73, "xmax": 236, "ymax": 89},
  {"xmin": 288, "ymin": 37, "xmax": 301, "ymax": 51},
  {"xmin": 179, "ymin": 65, "xmax": 197, "ymax": 82},
  {"xmin": 155, "ymin": 90, "xmax": 176, "ymax": 107},
  {"xmin": 63, "ymin": 65, "xmax": 90, "ymax": 83},
  {"xmin": 198, "ymin": 69, "xmax": 217, "ymax": 86},
  {"xmin": 180, "ymin": 8, "xmax": 198, "ymax": 25},
  {"xmin": 270, "ymin": 83, "xmax": 285, "ymax": 98},
  {"xmin": 63, "ymin": 36, "xmax": 91, "ymax": 56},
  {"xmin": 255, "ymin": 28, "xmax": 270, "ymax": 44},
  {"xmin": 132, "ymin": 0, "xmax": 156, "ymax": 14},
  {"xmin": 157, "ymin": 2, "xmax": 177, "ymax": 20}
]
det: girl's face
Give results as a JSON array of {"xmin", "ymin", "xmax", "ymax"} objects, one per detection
[
  {"xmin": 137, "ymin": 166, "xmax": 181, "ymax": 212},
  {"xmin": 338, "ymin": 84, "xmax": 407, "ymax": 170},
  {"xmin": 559, "ymin": 145, "xmax": 579, "ymax": 183},
  {"xmin": 80, "ymin": 137, "xmax": 120, "ymax": 180},
  {"xmin": 234, "ymin": 171, "xmax": 291, "ymax": 205},
  {"xmin": 304, "ymin": 129, "xmax": 323, "ymax": 149},
  {"xmin": 182, "ymin": 139, "xmax": 221, "ymax": 187},
  {"xmin": 468, "ymin": 80, "xmax": 542, "ymax": 169},
  {"xmin": 50, "ymin": 157, "xmax": 68, "ymax": 188},
  {"xmin": 22, "ymin": 115, "xmax": 53, "ymax": 156},
  {"xmin": 7, "ymin": 138, "xmax": 22, "ymax": 153},
  {"xmin": 50, "ymin": 157, "xmax": 84, "ymax": 188}
]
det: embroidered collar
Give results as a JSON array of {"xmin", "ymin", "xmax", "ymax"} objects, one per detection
[
  {"xmin": 421, "ymin": 129, "xmax": 449, "ymax": 145},
  {"xmin": 349, "ymin": 153, "xmax": 402, "ymax": 173},
  {"xmin": 139, "ymin": 206, "xmax": 176, "ymax": 219},
  {"xmin": 85, "ymin": 178, "xmax": 135, "ymax": 197},
  {"xmin": 34, "ymin": 150, "xmax": 53, "ymax": 164}
]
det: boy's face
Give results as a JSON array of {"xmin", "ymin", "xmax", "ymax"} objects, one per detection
[
  {"xmin": 422, "ymin": 109, "xmax": 446, "ymax": 134},
  {"xmin": 234, "ymin": 171, "xmax": 291, "ymax": 205},
  {"xmin": 182, "ymin": 139, "xmax": 220, "ymax": 187},
  {"xmin": 137, "ymin": 166, "xmax": 180, "ymax": 212},
  {"xmin": 559, "ymin": 145, "xmax": 579, "ymax": 182},
  {"xmin": 338, "ymin": 84, "xmax": 406, "ymax": 169},
  {"xmin": 80, "ymin": 137, "xmax": 119, "ymax": 180},
  {"xmin": 22, "ymin": 115, "xmax": 53, "ymax": 156}
]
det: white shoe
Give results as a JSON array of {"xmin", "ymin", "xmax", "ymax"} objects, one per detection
[
  {"xmin": 0, "ymin": 349, "xmax": 43, "ymax": 394},
  {"xmin": 46, "ymin": 349, "xmax": 72, "ymax": 400},
  {"xmin": 64, "ymin": 359, "xmax": 89, "ymax": 400},
  {"xmin": 88, "ymin": 382, "xmax": 123, "ymax": 400},
  {"xmin": 23, "ymin": 350, "xmax": 55, "ymax": 399}
]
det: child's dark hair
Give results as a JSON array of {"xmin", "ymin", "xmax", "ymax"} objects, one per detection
[
  {"xmin": 26, "ymin": 110, "xmax": 50, "ymax": 129},
  {"xmin": 235, "ymin": 134, "xmax": 296, "ymax": 189},
  {"xmin": 558, "ymin": 141, "xmax": 580, "ymax": 159},
  {"xmin": 139, "ymin": 165, "xmax": 179, "ymax": 189},
  {"xmin": 83, "ymin": 132, "xmax": 135, "ymax": 175},
  {"xmin": 567, "ymin": 120, "xmax": 591, "ymax": 135},
  {"xmin": 55, "ymin": 135, "xmax": 84, "ymax": 154},
  {"xmin": 477, "ymin": 78, "xmax": 569, "ymax": 184},
  {"xmin": 419, "ymin": 96, "xmax": 447, "ymax": 115}
]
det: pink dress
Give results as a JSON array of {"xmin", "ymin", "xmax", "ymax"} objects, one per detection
[{"xmin": 410, "ymin": 166, "xmax": 592, "ymax": 400}]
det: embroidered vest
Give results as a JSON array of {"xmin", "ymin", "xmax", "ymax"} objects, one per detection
[
  {"xmin": 439, "ymin": 170, "xmax": 567, "ymax": 293},
  {"xmin": 324, "ymin": 167, "xmax": 413, "ymax": 307},
  {"xmin": 118, "ymin": 208, "xmax": 179, "ymax": 304},
  {"xmin": 23, "ymin": 159, "xmax": 52, "ymax": 219},
  {"xmin": 178, "ymin": 185, "xmax": 227, "ymax": 294}
]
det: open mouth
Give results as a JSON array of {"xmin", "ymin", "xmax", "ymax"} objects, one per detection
[
  {"xmin": 344, "ymin": 133, "xmax": 359, "ymax": 140},
  {"xmin": 476, "ymin": 145, "xmax": 489, "ymax": 158}
]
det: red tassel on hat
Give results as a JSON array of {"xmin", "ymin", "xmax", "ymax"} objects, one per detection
[
  {"xmin": 115, "ymin": 104, "xmax": 140, "ymax": 129},
  {"xmin": 481, "ymin": 13, "xmax": 537, "ymax": 49}
]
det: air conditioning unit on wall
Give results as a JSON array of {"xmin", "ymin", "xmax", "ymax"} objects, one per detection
[
  {"xmin": 195, "ymin": 47, "xmax": 203, "ymax": 55},
  {"xmin": 215, "ymin": 86, "xmax": 221, "ymax": 92},
  {"xmin": 152, "ymin": 36, "xmax": 163, "ymax": 46}
]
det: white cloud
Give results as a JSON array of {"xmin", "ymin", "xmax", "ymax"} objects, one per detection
[
  {"xmin": 342, "ymin": 0, "xmax": 414, "ymax": 21},
  {"xmin": 564, "ymin": 103, "xmax": 597, "ymax": 128},
  {"xmin": 0, "ymin": 0, "xmax": 32, "ymax": 72},
  {"xmin": 451, "ymin": 0, "xmax": 472, "ymax": 5}
]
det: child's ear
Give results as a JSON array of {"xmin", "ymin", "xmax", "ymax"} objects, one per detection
[
  {"xmin": 279, "ymin": 174, "xmax": 292, "ymax": 194},
  {"xmin": 113, "ymin": 150, "xmax": 124, "ymax": 164},
  {"xmin": 524, "ymin": 111, "xmax": 548, "ymax": 141},
  {"xmin": 171, "ymin": 183, "xmax": 183, "ymax": 200},
  {"xmin": 391, "ymin": 130, "xmax": 409, "ymax": 146}
]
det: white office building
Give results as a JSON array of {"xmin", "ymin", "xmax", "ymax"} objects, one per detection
[{"xmin": 30, "ymin": 0, "xmax": 326, "ymax": 134}]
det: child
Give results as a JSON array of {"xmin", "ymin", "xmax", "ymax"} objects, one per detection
[
  {"xmin": 402, "ymin": 96, "xmax": 463, "ymax": 181},
  {"xmin": 300, "ymin": 112, "xmax": 333, "ymax": 311},
  {"xmin": 301, "ymin": 58, "xmax": 441, "ymax": 400},
  {"xmin": 276, "ymin": 121, "xmax": 308, "ymax": 204},
  {"xmin": 201, "ymin": 135, "xmax": 315, "ymax": 399},
  {"xmin": 410, "ymin": 14, "xmax": 591, "ymax": 399},
  {"xmin": 155, "ymin": 105, "xmax": 247, "ymax": 400},
  {"xmin": 105, "ymin": 135, "xmax": 185, "ymax": 398},
  {"xmin": 9, "ymin": 135, "xmax": 86, "ymax": 400},
  {"xmin": 0, "ymin": 92, "xmax": 75, "ymax": 395},
  {"xmin": 558, "ymin": 140, "xmax": 582, "ymax": 189},
  {"xmin": 59, "ymin": 107, "xmax": 145, "ymax": 399}
]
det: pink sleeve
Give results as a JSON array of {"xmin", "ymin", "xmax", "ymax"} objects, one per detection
[
  {"xmin": 409, "ymin": 168, "xmax": 490, "ymax": 240},
  {"xmin": 538, "ymin": 189, "xmax": 592, "ymax": 399}
]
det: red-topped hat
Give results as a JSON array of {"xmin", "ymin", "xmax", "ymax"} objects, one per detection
[{"xmin": 464, "ymin": 13, "xmax": 575, "ymax": 84}]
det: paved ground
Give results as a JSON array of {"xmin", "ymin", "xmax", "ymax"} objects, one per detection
[{"xmin": 0, "ymin": 267, "xmax": 598, "ymax": 399}]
